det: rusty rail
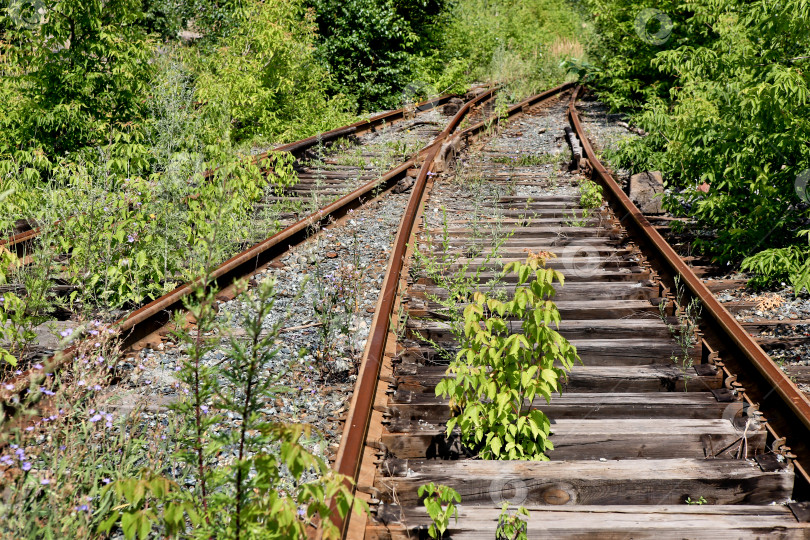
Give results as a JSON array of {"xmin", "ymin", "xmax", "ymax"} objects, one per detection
[
  {"xmin": 567, "ymin": 85, "xmax": 810, "ymax": 490},
  {"xmin": 332, "ymin": 82, "xmax": 573, "ymax": 537}
]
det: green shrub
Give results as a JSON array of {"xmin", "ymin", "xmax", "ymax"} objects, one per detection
[
  {"xmin": 307, "ymin": 0, "xmax": 445, "ymax": 110},
  {"xmin": 436, "ymin": 254, "xmax": 579, "ymax": 460},
  {"xmin": 1, "ymin": 0, "xmax": 154, "ymax": 156},
  {"xmin": 192, "ymin": 0, "xmax": 355, "ymax": 146},
  {"xmin": 419, "ymin": 0, "xmax": 588, "ymax": 101},
  {"xmin": 418, "ymin": 483, "xmax": 460, "ymax": 539}
]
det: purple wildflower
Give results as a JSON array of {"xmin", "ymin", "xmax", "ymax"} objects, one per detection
[
  {"xmin": 40, "ymin": 478, "xmax": 50, "ymax": 485},
  {"xmin": 59, "ymin": 328, "xmax": 73, "ymax": 338},
  {"xmin": 4, "ymin": 384, "xmax": 13, "ymax": 391},
  {"xmin": 89, "ymin": 414, "xmax": 102, "ymax": 423},
  {"xmin": 22, "ymin": 462, "xmax": 31, "ymax": 471},
  {"xmin": 33, "ymin": 363, "xmax": 43, "ymax": 370}
]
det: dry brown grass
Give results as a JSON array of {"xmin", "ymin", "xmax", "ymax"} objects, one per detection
[{"xmin": 547, "ymin": 37, "xmax": 584, "ymax": 60}]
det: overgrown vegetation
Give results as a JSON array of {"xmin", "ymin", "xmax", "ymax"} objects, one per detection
[
  {"xmin": 0, "ymin": 276, "xmax": 364, "ymax": 538},
  {"xmin": 419, "ymin": 0, "xmax": 588, "ymax": 102},
  {"xmin": 584, "ymin": 0, "xmax": 810, "ymax": 292},
  {"xmin": 496, "ymin": 503, "xmax": 529, "ymax": 540},
  {"xmin": 1, "ymin": 0, "xmax": 589, "ymax": 532}
]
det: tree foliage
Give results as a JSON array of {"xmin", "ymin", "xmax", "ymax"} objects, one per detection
[
  {"xmin": 586, "ymin": 0, "xmax": 810, "ymax": 291},
  {"xmin": 1, "ymin": 0, "xmax": 153, "ymax": 155},
  {"xmin": 306, "ymin": 0, "xmax": 445, "ymax": 110}
]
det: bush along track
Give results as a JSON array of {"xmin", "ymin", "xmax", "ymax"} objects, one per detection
[
  {"xmin": 575, "ymin": 86, "xmax": 810, "ymax": 401},
  {"xmin": 347, "ymin": 86, "xmax": 810, "ymax": 538},
  {"xmin": 583, "ymin": 0, "xmax": 810, "ymax": 293}
]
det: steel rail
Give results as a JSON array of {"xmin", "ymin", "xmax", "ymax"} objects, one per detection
[
  {"xmin": 332, "ymin": 82, "xmax": 573, "ymax": 537},
  {"xmin": 567, "ymin": 85, "xmax": 810, "ymax": 486},
  {"xmin": 0, "ymin": 93, "xmax": 458, "ymax": 252}
]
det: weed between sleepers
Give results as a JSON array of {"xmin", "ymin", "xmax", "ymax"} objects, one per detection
[{"xmin": 658, "ymin": 275, "xmax": 703, "ymax": 390}]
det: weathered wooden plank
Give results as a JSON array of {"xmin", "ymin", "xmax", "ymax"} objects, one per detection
[
  {"xmin": 375, "ymin": 458, "xmax": 793, "ymax": 506},
  {"xmin": 406, "ymin": 299, "xmax": 661, "ymax": 320},
  {"xmin": 387, "ymin": 391, "xmax": 740, "ymax": 421},
  {"xmin": 368, "ymin": 505, "xmax": 807, "ymax": 540},
  {"xmin": 423, "ymin": 226, "xmax": 620, "ymax": 239},
  {"xmin": 442, "ymin": 253, "xmax": 638, "ymax": 268},
  {"xmin": 416, "ymin": 237, "xmax": 624, "ymax": 250},
  {"xmin": 380, "ymin": 418, "xmax": 765, "ymax": 460},
  {"xmin": 410, "ymin": 281, "xmax": 659, "ymax": 301},
  {"xmin": 401, "ymin": 336, "xmax": 697, "ymax": 366},
  {"xmin": 440, "ymin": 267, "xmax": 651, "ymax": 283},
  {"xmin": 392, "ymin": 364, "xmax": 722, "ymax": 393},
  {"xmin": 701, "ymin": 279, "xmax": 748, "ymax": 293},
  {"xmin": 419, "ymin": 243, "xmax": 629, "ymax": 259},
  {"xmin": 406, "ymin": 319, "xmax": 673, "ymax": 341}
]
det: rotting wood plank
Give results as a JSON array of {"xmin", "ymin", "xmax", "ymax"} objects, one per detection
[
  {"xmin": 392, "ymin": 364, "xmax": 722, "ymax": 393},
  {"xmin": 379, "ymin": 418, "xmax": 765, "ymax": 460},
  {"xmin": 375, "ymin": 458, "xmax": 793, "ymax": 506},
  {"xmin": 401, "ymin": 337, "xmax": 697, "ymax": 366},
  {"xmin": 422, "ymin": 226, "xmax": 620, "ymax": 239},
  {"xmin": 443, "ymin": 267, "xmax": 651, "ymax": 283},
  {"xmin": 406, "ymin": 318, "xmax": 673, "ymax": 340},
  {"xmin": 367, "ymin": 505, "xmax": 808, "ymax": 540},
  {"xmin": 386, "ymin": 391, "xmax": 742, "ymax": 421},
  {"xmin": 410, "ymin": 281, "xmax": 660, "ymax": 301},
  {"xmin": 406, "ymin": 298, "xmax": 662, "ymax": 320}
]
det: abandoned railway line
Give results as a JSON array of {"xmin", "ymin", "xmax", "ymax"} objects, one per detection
[
  {"xmin": 333, "ymin": 86, "xmax": 810, "ymax": 538},
  {"xmin": 3, "ymin": 83, "xmax": 810, "ymax": 539}
]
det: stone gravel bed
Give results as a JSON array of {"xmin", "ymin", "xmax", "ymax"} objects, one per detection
[{"xmin": 108, "ymin": 189, "xmax": 412, "ymax": 469}]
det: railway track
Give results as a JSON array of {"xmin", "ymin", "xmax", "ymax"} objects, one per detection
[
  {"xmin": 0, "ymin": 93, "xmax": 465, "ymax": 255},
  {"xmin": 335, "ymin": 85, "xmax": 810, "ymax": 538},
  {"xmin": 0, "ymin": 90, "xmax": 493, "ymax": 375},
  {"xmin": 0, "ymin": 89, "xmax": 497, "ymax": 431}
]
